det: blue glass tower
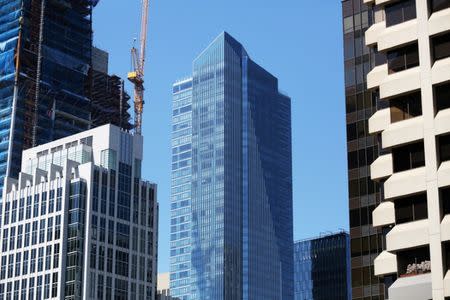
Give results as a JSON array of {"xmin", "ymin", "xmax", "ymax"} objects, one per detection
[
  {"xmin": 294, "ymin": 232, "xmax": 351, "ymax": 300},
  {"xmin": 170, "ymin": 32, "xmax": 293, "ymax": 300}
]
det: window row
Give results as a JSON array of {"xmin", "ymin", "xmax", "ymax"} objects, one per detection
[
  {"xmin": 1, "ymin": 216, "xmax": 61, "ymax": 252},
  {"xmin": 387, "ymin": 32, "xmax": 450, "ymax": 74},
  {"xmin": 0, "ymin": 272, "xmax": 58, "ymax": 300},
  {"xmin": 385, "ymin": 0, "xmax": 450, "ymax": 28},
  {"xmin": 0, "ymin": 244, "xmax": 60, "ymax": 280}
]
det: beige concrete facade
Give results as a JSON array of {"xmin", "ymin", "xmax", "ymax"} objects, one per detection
[{"xmin": 366, "ymin": 1, "xmax": 450, "ymax": 299}]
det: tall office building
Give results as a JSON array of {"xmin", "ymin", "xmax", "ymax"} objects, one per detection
[
  {"xmin": 363, "ymin": 0, "xmax": 450, "ymax": 299},
  {"xmin": 341, "ymin": 1, "xmax": 386, "ymax": 299},
  {"xmin": 0, "ymin": 124, "xmax": 158, "ymax": 299},
  {"xmin": 294, "ymin": 231, "xmax": 351, "ymax": 300},
  {"xmin": 170, "ymin": 32, "xmax": 293, "ymax": 300}
]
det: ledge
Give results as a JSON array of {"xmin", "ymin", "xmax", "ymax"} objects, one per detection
[
  {"xmin": 378, "ymin": 19, "xmax": 418, "ymax": 51},
  {"xmin": 438, "ymin": 161, "xmax": 450, "ymax": 189},
  {"xmin": 369, "ymin": 108, "xmax": 390, "ymax": 134},
  {"xmin": 386, "ymin": 219, "xmax": 429, "ymax": 252},
  {"xmin": 380, "ymin": 67, "xmax": 421, "ymax": 100},
  {"xmin": 385, "ymin": 167, "xmax": 427, "ymax": 200},
  {"xmin": 432, "ymin": 57, "xmax": 450, "ymax": 85},
  {"xmin": 429, "ymin": 8, "xmax": 450, "ymax": 36},
  {"xmin": 367, "ymin": 64, "xmax": 388, "ymax": 90},
  {"xmin": 366, "ymin": 22, "xmax": 385, "ymax": 46},
  {"xmin": 373, "ymin": 201, "xmax": 395, "ymax": 227},
  {"xmin": 371, "ymin": 154, "xmax": 393, "ymax": 181},
  {"xmin": 435, "ymin": 108, "xmax": 450, "ymax": 136},
  {"xmin": 382, "ymin": 116, "xmax": 424, "ymax": 148},
  {"xmin": 374, "ymin": 251, "xmax": 397, "ymax": 276},
  {"xmin": 389, "ymin": 273, "xmax": 432, "ymax": 300}
]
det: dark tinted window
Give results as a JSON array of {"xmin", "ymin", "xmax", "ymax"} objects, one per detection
[
  {"xmin": 438, "ymin": 134, "xmax": 450, "ymax": 163},
  {"xmin": 387, "ymin": 43, "xmax": 420, "ymax": 74},
  {"xmin": 390, "ymin": 90, "xmax": 422, "ymax": 122},
  {"xmin": 429, "ymin": 0, "xmax": 450, "ymax": 13},
  {"xmin": 435, "ymin": 82, "xmax": 450, "ymax": 112},
  {"xmin": 393, "ymin": 141, "xmax": 425, "ymax": 172},
  {"xmin": 432, "ymin": 32, "xmax": 450, "ymax": 62},
  {"xmin": 441, "ymin": 187, "xmax": 450, "ymax": 217},
  {"xmin": 395, "ymin": 193, "xmax": 428, "ymax": 224},
  {"xmin": 386, "ymin": 0, "xmax": 417, "ymax": 27}
]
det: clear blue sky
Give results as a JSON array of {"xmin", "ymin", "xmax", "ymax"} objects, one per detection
[{"xmin": 93, "ymin": 1, "xmax": 348, "ymax": 273}]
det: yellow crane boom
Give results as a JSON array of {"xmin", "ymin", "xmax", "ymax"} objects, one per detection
[{"xmin": 128, "ymin": 0, "xmax": 150, "ymax": 135}]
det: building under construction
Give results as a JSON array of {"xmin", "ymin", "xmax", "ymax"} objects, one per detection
[
  {"xmin": 91, "ymin": 47, "xmax": 132, "ymax": 131},
  {"xmin": 0, "ymin": 0, "xmax": 131, "ymax": 192}
]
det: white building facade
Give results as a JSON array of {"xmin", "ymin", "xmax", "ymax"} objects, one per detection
[
  {"xmin": 366, "ymin": 0, "xmax": 450, "ymax": 299},
  {"xmin": 0, "ymin": 124, "xmax": 158, "ymax": 299}
]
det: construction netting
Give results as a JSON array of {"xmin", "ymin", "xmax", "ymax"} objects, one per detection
[{"xmin": 0, "ymin": 0, "xmax": 21, "ymax": 82}]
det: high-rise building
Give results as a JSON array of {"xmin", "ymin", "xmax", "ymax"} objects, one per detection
[
  {"xmin": 363, "ymin": 1, "xmax": 450, "ymax": 299},
  {"xmin": 0, "ymin": 124, "xmax": 158, "ymax": 299},
  {"xmin": 91, "ymin": 47, "xmax": 132, "ymax": 131},
  {"xmin": 0, "ymin": 0, "xmax": 97, "ymax": 195},
  {"xmin": 0, "ymin": 1, "xmax": 131, "ymax": 196},
  {"xmin": 294, "ymin": 231, "xmax": 351, "ymax": 300},
  {"xmin": 170, "ymin": 32, "xmax": 293, "ymax": 300},
  {"xmin": 341, "ymin": 1, "xmax": 386, "ymax": 299}
]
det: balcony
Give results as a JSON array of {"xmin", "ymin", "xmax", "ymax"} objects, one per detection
[
  {"xmin": 429, "ymin": 6, "xmax": 450, "ymax": 36},
  {"xmin": 442, "ymin": 215, "xmax": 450, "ymax": 242},
  {"xmin": 371, "ymin": 154, "xmax": 393, "ymax": 181},
  {"xmin": 386, "ymin": 219, "xmax": 429, "ymax": 251},
  {"xmin": 432, "ymin": 57, "xmax": 450, "ymax": 85},
  {"xmin": 367, "ymin": 64, "xmax": 388, "ymax": 90},
  {"xmin": 382, "ymin": 116, "xmax": 424, "ymax": 148},
  {"xmin": 435, "ymin": 108, "xmax": 450, "ymax": 136},
  {"xmin": 389, "ymin": 272, "xmax": 432, "ymax": 300},
  {"xmin": 380, "ymin": 67, "xmax": 421, "ymax": 99},
  {"xmin": 366, "ymin": 22, "xmax": 385, "ymax": 46},
  {"xmin": 385, "ymin": 167, "xmax": 427, "ymax": 199},
  {"xmin": 378, "ymin": 19, "xmax": 418, "ymax": 51},
  {"xmin": 373, "ymin": 201, "xmax": 395, "ymax": 227},
  {"xmin": 438, "ymin": 161, "xmax": 450, "ymax": 188},
  {"xmin": 374, "ymin": 251, "xmax": 397, "ymax": 276},
  {"xmin": 369, "ymin": 108, "xmax": 390, "ymax": 134}
]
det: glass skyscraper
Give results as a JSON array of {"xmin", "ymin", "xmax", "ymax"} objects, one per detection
[
  {"xmin": 170, "ymin": 32, "xmax": 293, "ymax": 300},
  {"xmin": 294, "ymin": 232, "xmax": 351, "ymax": 300}
]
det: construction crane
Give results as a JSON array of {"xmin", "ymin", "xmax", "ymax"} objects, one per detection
[{"xmin": 128, "ymin": 0, "xmax": 150, "ymax": 135}]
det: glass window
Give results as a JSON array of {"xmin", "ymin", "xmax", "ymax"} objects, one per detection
[
  {"xmin": 438, "ymin": 134, "xmax": 450, "ymax": 164},
  {"xmin": 435, "ymin": 82, "xmax": 450, "ymax": 112},
  {"xmin": 387, "ymin": 43, "xmax": 420, "ymax": 74},
  {"xmin": 429, "ymin": 0, "xmax": 450, "ymax": 13},
  {"xmin": 392, "ymin": 141, "xmax": 425, "ymax": 172},
  {"xmin": 390, "ymin": 90, "xmax": 422, "ymax": 122},
  {"xmin": 344, "ymin": 16, "xmax": 354, "ymax": 34},
  {"xmin": 431, "ymin": 32, "xmax": 450, "ymax": 62},
  {"xmin": 395, "ymin": 193, "xmax": 428, "ymax": 224},
  {"xmin": 385, "ymin": 0, "xmax": 417, "ymax": 27}
]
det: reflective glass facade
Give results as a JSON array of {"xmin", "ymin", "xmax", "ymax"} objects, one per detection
[
  {"xmin": 170, "ymin": 32, "xmax": 293, "ymax": 300},
  {"xmin": 170, "ymin": 79, "xmax": 193, "ymax": 300},
  {"xmin": 294, "ymin": 232, "xmax": 351, "ymax": 300},
  {"xmin": 341, "ymin": 1, "xmax": 386, "ymax": 299}
]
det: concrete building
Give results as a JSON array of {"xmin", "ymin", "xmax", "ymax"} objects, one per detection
[
  {"xmin": 294, "ymin": 231, "xmax": 351, "ymax": 300},
  {"xmin": 0, "ymin": 124, "xmax": 158, "ymax": 299},
  {"xmin": 364, "ymin": 0, "xmax": 450, "ymax": 299},
  {"xmin": 170, "ymin": 32, "xmax": 293, "ymax": 300},
  {"xmin": 341, "ymin": 1, "xmax": 386, "ymax": 299}
]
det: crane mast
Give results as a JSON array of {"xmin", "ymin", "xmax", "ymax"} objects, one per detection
[{"xmin": 128, "ymin": 0, "xmax": 150, "ymax": 135}]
